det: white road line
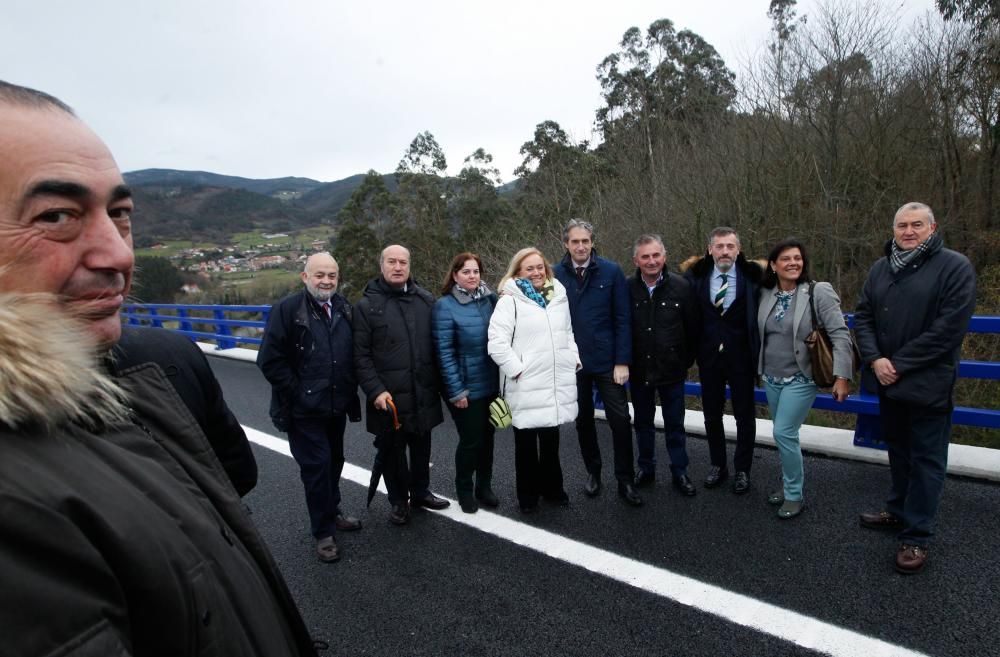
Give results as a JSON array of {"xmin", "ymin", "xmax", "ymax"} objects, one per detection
[{"xmin": 243, "ymin": 425, "xmax": 929, "ymax": 657}]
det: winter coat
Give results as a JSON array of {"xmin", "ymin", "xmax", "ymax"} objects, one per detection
[
  {"xmin": 354, "ymin": 276, "xmax": 444, "ymax": 435},
  {"xmin": 628, "ymin": 269, "xmax": 698, "ymax": 386},
  {"xmin": 553, "ymin": 251, "xmax": 631, "ymax": 374},
  {"xmin": 685, "ymin": 252, "xmax": 764, "ymax": 372},
  {"xmin": 756, "ymin": 281, "xmax": 854, "ymax": 381},
  {"xmin": 432, "ymin": 285, "xmax": 499, "ymax": 403},
  {"xmin": 257, "ymin": 290, "xmax": 360, "ymax": 431},
  {"xmin": 854, "ymin": 238, "xmax": 976, "ymax": 410},
  {"xmin": 112, "ymin": 325, "xmax": 258, "ymax": 496},
  {"xmin": 488, "ymin": 278, "xmax": 580, "ymax": 429},
  {"xmin": 0, "ymin": 295, "xmax": 316, "ymax": 657}
]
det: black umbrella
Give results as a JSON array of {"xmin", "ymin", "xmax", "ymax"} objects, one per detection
[{"xmin": 366, "ymin": 398, "xmax": 402, "ymax": 508}]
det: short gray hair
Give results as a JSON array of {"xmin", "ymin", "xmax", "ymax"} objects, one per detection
[
  {"xmin": 379, "ymin": 244, "xmax": 411, "ymax": 266},
  {"xmin": 0, "ymin": 80, "xmax": 75, "ymax": 115},
  {"xmin": 707, "ymin": 226, "xmax": 740, "ymax": 247},
  {"xmin": 562, "ymin": 218, "xmax": 594, "ymax": 243},
  {"xmin": 632, "ymin": 234, "xmax": 665, "ymax": 257},
  {"xmin": 894, "ymin": 202, "xmax": 935, "ymax": 227}
]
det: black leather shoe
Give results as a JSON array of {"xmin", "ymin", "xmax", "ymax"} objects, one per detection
[
  {"xmin": 860, "ymin": 510, "xmax": 903, "ymax": 531},
  {"xmin": 584, "ymin": 473, "xmax": 601, "ymax": 497},
  {"xmin": 618, "ymin": 482, "xmax": 644, "ymax": 507},
  {"xmin": 388, "ymin": 503, "xmax": 410, "ymax": 526},
  {"xmin": 475, "ymin": 488, "xmax": 500, "ymax": 508},
  {"xmin": 411, "ymin": 493, "xmax": 450, "ymax": 510},
  {"xmin": 672, "ymin": 474, "xmax": 697, "ymax": 497},
  {"xmin": 704, "ymin": 466, "xmax": 729, "ymax": 488},
  {"xmin": 335, "ymin": 514, "xmax": 362, "ymax": 531},
  {"xmin": 732, "ymin": 471, "xmax": 750, "ymax": 494},
  {"xmin": 633, "ymin": 470, "xmax": 655, "ymax": 488}
]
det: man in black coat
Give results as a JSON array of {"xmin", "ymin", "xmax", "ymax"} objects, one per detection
[
  {"xmin": 685, "ymin": 227, "xmax": 763, "ymax": 494},
  {"xmin": 354, "ymin": 244, "xmax": 448, "ymax": 525},
  {"xmin": 628, "ymin": 234, "xmax": 699, "ymax": 497},
  {"xmin": 855, "ymin": 202, "xmax": 976, "ymax": 575},
  {"xmin": 258, "ymin": 252, "xmax": 362, "ymax": 563}
]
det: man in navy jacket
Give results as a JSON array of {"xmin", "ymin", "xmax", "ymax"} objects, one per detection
[
  {"xmin": 554, "ymin": 219, "xmax": 642, "ymax": 506},
  {"xmin": 257, "ymin": 252, "xmax": 362, "ymax": 563}
]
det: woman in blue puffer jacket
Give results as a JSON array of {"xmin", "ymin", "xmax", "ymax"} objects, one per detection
[{"xmin": 432, "ymin": 252, "xmax": 499, "ymax": 513}]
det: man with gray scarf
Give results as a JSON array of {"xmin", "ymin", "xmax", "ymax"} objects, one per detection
[{"xmin": 854, "ymin": 201, "xmax": 976, "ymax": 575}]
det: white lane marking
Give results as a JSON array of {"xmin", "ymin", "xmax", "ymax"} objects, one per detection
[{"xmin": 243, "ymin": 425, "xmax": 929, "ymax": 657}]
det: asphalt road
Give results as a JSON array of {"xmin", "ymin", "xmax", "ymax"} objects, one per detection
[{"xmin": 210, "ymin": 356, "xmax": 1000, "ymax": 657}]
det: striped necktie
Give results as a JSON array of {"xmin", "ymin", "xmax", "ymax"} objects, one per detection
[{"xmin": 714, "ymin": 274, "xmax": 729, "ymax": 314}]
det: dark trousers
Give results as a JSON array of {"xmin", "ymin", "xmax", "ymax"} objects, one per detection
[
  {"xmin": 880, "ymin": 394, "xmax": 951, "ymax": 547},
  {"xmin": 699, "ymin": 365, "xmax": 757, "ymax": 472},
  {"xmin": 575, "ymin": 370, "xmax": 634, "ymax": 482},
  {"xmin": 513, "ymin": 426, "xmax": 564, "ymax": 508},
  {"xmin": 448, "ymin": 398, "xmax": 495, "ymax": 496},
  {"xmin": 288, "ymin": 415, "xmax": 347, "ymax": 540},
  {"xmin": 631, "ymin": 380, "xmax": 690, "ymax": 479},
  {"xmin": 382, "ymin": 430, "xmax": 432, "ymax": 506}
]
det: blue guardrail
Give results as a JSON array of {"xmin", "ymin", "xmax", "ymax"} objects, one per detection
[{"xmin": 123, "ymin": 304, "xmax": 1000, "ymax": 445}]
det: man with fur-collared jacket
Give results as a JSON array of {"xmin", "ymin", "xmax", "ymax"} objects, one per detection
[
  {"xmin": 0, "ymin": 80, "xmax": 317, "ymax": 657},
  {"xmin": 684, "ymin": 227, "xmax": 764, "ymax": 495}
]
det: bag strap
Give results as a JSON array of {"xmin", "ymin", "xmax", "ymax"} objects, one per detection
[
  {"xmin": 807, "ymin": 282, "xmax": 824, "ymax": 331},
  {"xmin": 501, "ymin": 301, "xmax": 517, "ymax": 397}
]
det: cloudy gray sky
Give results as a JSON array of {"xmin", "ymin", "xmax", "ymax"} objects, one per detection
[{"xmin": 2, "ymin": 0, "xmax": 935, "ymax": 183}]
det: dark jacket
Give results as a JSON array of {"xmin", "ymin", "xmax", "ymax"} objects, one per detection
[
  {"xmin": 432, "ymin": 285, "xmax": 499, "ymax": 403},
  {"xmin": 854, "ymin": 238, "xmax": 976, "ymax": 410},
  {"xmin": 354, "ymin": 276, "xmax": 444, "ymax": 435},
  {"xmin": 111, "ymin": 326, "xmax": 258, "ymax": 496},
  {"xmin": 553, "ymin": 251, "xmax": 631, "ymax": 374},
  {"xmin": 0, "ymin": 295, "xmax": 317, "ymax": 657},
  {"xmin": 628, "ymin": 269, "xmax": 698, "ymax": 386},
  {"xmin": 685, "ymin": 253, "xmax": 764, "ymax": 373},
  {"xmin": 257, "ymin": 290, "xmax": 360, "ymax": 431}
]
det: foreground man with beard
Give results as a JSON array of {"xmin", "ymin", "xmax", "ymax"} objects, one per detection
[{"xmin": 0, "ymin": 80, "xmax": 318, "ymax": 656}]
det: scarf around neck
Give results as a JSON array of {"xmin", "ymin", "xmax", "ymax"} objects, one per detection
[
  {"xmin": 890, "ymin": 232, "xmax": 941, "ymax": 273},
  {"xmin": 515, "ymin": 277, "xmax": 547, "ymax": 308}
]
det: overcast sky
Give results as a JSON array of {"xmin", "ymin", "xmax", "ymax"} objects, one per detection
[{"xmin": 2, "ymin": 0, "xmax": 936, "ymax": 183}]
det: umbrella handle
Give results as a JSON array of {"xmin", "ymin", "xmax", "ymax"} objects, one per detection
[{"xmin": 385, "ymin": 398, "xmax": 402, "ymax": 430}]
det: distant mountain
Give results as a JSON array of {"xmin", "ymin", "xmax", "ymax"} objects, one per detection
[
  {"xmin": 124, "ymin": 168, "xmax": 517, "ymax": 245},
  {"xmin": 124, "ymin": 169, "xmax": 324, "ymax": 197}
]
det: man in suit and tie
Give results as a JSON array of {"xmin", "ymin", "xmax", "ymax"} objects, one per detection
[{"xmin": 685, "ymin": 227, "xmax": 763, "ymax": 493}]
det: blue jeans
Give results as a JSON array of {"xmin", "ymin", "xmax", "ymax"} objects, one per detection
[
  {"xmin": 763, "ymin": 378, "xmax": 817, "ymax": 502},
  {"xmin": 631, "ymin": 380, "xmax": 689, "ymax": 479},
  {"xmin": 880, "ymin": 394, "xmax": 951, "ymax": 547}
]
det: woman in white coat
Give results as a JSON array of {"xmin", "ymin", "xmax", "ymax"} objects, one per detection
[
  {"xmin": 488, "ymin": 247, "xmax": 580, "ymax": 513},
  {"xmin": 757, "ymin": 238, "xmax": 852, "ymax": 519}
]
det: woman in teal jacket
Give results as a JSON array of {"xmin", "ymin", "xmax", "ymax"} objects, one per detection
[{"xmin": 432, "ymin": 252, "xmax": 500, "ymax": 513}]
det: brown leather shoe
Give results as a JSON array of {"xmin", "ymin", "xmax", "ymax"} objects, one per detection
[
  {"xmin": 316, "ymin": 536, "xmax": 340, "ymax": 563},
  {"xmin": 335, "ymin": 514, "xmax": 362, "ymax": 531},
  {"xmin": 895, "ymin": 544, "xmax": 928, "ymax": 574},
  {"xmin": 859, "ymin": 510, "xmax": 903, "ymax": 531}
]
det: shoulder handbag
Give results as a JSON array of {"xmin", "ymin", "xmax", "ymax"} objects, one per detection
[
  {"xmin": 488, "ymin": 301, "xmax": 515, "ymax": 429},
  {"xmin": 804, "ymin": 282, "xmax": 861, "ymax": 387}
]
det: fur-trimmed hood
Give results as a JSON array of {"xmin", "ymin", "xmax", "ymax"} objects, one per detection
[
  {"xmin": 0, "ymin": 294, "xmax": 126, "ymax": 430},
  {"xmin": 682, "ymin": 252, "xmax": 765, "ymax": 282}
]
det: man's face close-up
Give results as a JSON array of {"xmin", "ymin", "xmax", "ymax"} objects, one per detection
[
  {"xmin": 565, "ymin": 227, "xmax": 593, "ymax": 266},
  {"xmin": 894, "ymin": 209, "xmax": 936, "ymax": 251},
  {"xmin": 302, "ymin": 258, "xmax": 339, "ymax": 301},
  {"xmin": 0, "ymin": 105, "xmax": 134, "ymax": 348},
  {"xmin": 709, "ymin": 233, "xmax": 740, "ymax": 273},
  {"xmin": 381, "ymin": 246, "xmax": 410, "ymax": 286}
]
